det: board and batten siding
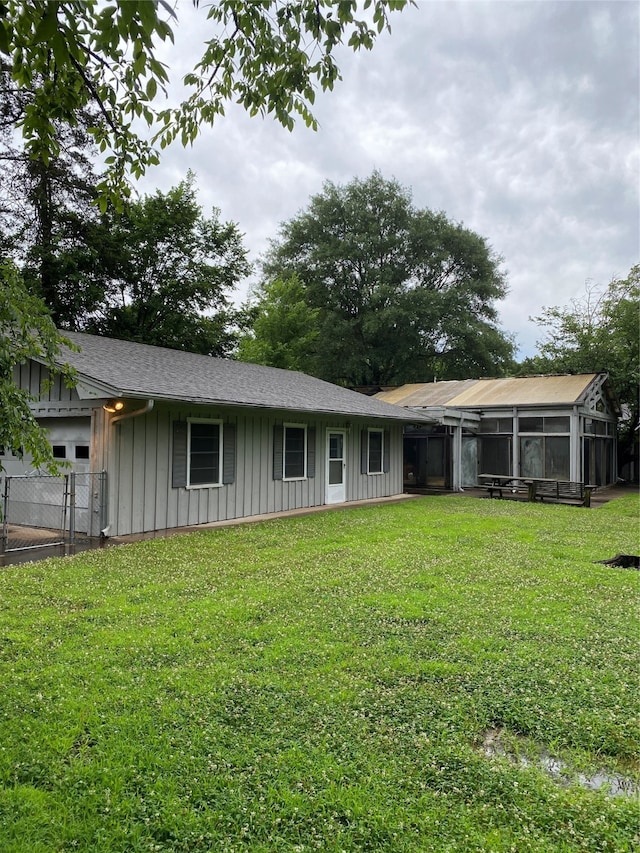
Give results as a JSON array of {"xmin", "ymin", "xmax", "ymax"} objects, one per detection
[
  {"xmin": 14, "ymin": 360, "xmax": 75, "ymax": 404},
  {"xmin": 106, "ymin": 403, "xmax": 404, "ymax": 536}
]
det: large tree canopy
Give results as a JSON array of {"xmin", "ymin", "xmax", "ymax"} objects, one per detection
[
  {"xmin": 237, "ymin": 274, "xmax": 320, "ymax": 372},
  {"xmin": 1, "ymin": 59, "xmax": 110, "ymax": 327},
  {"xmin": 257, "ymin": 172, "xmax": 514, "ymax": 386},
  {"xmin": 85, "ymin": 174, "xmax": 250, "ymax": 356},
  {"xmin": 0, "ymin": 0, "xmax": 409, "ymax": 208},
  {"xmin": 1, "ymin": 1, "xmax": 409, "ymax": 472},
  {"xmin": 519, "ymin": 265, "xmax": 640, "ymax": 478}
]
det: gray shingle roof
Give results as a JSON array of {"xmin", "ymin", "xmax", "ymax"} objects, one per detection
[{"xmin": 60, "ymin": 333, "xmax": 424, "ymax": 422}]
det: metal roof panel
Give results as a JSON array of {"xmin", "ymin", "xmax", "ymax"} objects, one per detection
[
  {"xmin": 448, "ymin": 375, "xmax": 599, "ymax": 407},
  {"xmin": 375, "ymin": 380, "xmax": 478, "ymax": 407}
]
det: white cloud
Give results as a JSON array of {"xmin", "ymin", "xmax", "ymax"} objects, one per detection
[{"xmin": 136, "ymin": 0, "xmax": 639, "ymax": 360}]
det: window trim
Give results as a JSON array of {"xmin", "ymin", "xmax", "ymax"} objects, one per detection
[
  {"xmin": 186, "ymin": 418, "xmax": 223, "ymax": 489},
  {"xmin": 283, "ymin": 423, "xmax": 307, "ymax": 481},
  {"xmin": 367, "ymin": 428, "xmax": 384, "ymax": 475}
]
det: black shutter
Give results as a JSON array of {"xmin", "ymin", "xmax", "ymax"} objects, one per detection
[
  {"xmin": 307, "ymin": 427, "xmax": 316, "ymax": 478},
  {"xmin": 383, "ymin": 428, "xmax": 390, "ymax": 473},
  {"xmin": 172, "ymin": 421, "xmax": 188, "ymax": 488},
  {"xmin": 361, "ymin": 429, "xmax": 368, "ymax": 474},
  {"xmin": 222, "ymin": 423, "xmax": 236, "ymax": 484},
  {"xmin": 273, "ymin": 424, "xmax": 284, "ymax": 480}
]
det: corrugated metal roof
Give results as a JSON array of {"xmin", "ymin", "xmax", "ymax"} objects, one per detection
[
  {"xmin": 376, "ymin": 380, "xmax": 479, "ymax": 407},
  {"xmin": 448, "ymin": 375, "xmax": 598, "ymax": 407},
  {"xmin": 376, "ymin": 375, "xmax": 601, "ymax": 409}
]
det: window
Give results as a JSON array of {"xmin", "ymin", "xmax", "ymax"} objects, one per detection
[
  {"xmin": 360, "ymin": 428, "xmax": 390, "ymax": 476},
  {"xmin": 519, "ymin": 416, "xmax": 570, "ymax": 434},
  {"xmin": 188, "ymin": 420, "xmax": 221, "ymax": 487},
  {"xmin": 172, "ymin": 420, "xmax": 235, "ymax": 489},
  {"xmin": 367, "ymin": 429, "xmax": 384, "ymax": 474},
  {"xmin": 544, "ymin": 417, "xmax": 570, "ymax": 433},
  {"xmin": 52, "ymin": 445, "xmax": 66, "ymax": 459},
  {"xmin": 284, "ymin": 425, "xmax": 306, "ymax": 480},
  {"xmin": 479, "ymin": 435, "xmax": 512, "ymax": 476},
  {"xmin": 479, "ymin": 418, "xmax": 513, "ymax": 434},
  {"xmin": 75, "ymin": 445, "xmax": 90, "ymax": 460},
  {"xmin": 272, "ymin": 424, "xmax": 315, "ymax": 481},
  {"xmin": 520, "ymin": 435, "xmax": 570, "ymax": 479}
]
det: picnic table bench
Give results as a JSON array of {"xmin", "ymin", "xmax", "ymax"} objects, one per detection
[
  {"xmin": 526, "ymin": 478, "xmax": 594, "ymax": 507},
  {"xmin": 478, "ymin": 474, "xmax": 594, "ymax": 507}
]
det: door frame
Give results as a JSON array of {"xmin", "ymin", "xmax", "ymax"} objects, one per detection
[{"xmin": 325, "ymin": 428, "xmax": 347, "ymax": 504}]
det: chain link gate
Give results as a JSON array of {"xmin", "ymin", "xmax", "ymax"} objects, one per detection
[{"xmin": 1, "ymin": 472, "xmax": 106, "ymax": 555}]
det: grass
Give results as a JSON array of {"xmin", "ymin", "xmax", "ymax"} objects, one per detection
[{"xmin": 0, "ymin": 493, "xmax": 639, "ymax": 852}]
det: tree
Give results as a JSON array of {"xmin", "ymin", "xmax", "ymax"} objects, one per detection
[
  {"xmin": 1, "ymin": 59, "xmax": 114, "ymax": 328},
  {"xmin": 0, "ymin": 1, "xmax": 410, "ymax": 208},
  {"xmin": 238, "ymin": 275, "xmax": 320, "ymax": 372},
  {"xmin": 0, "ymin": 262, "xmax": 75, "ymax": 472},
  {"xmin": 519, "ymin": 266, "xmax": 640, "ymax": 478},
  {"xmin": 85, "ymin": 174, "xmax": 250, "ymax": 356},
  {"xmin": 0, "ymin": 1, "xmax": 409, "ymax": 469},
  {"xmin": 260, "ymin": 172, "xmax": 514, "ymax": 386}
]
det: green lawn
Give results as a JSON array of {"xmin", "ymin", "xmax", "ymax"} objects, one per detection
[{"xmin": 1, "ymin": 494, "xmax": 639, "ymax": 852}]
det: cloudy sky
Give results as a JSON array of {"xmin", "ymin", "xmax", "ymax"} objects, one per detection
[{"xmin": 138, "ymin": 0, "xmax": 639, "ymax": 359}]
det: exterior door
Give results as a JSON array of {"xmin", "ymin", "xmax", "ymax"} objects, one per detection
[{"xmin": 326, "ymin": 430, "xmax": 347, "ymax": 503}]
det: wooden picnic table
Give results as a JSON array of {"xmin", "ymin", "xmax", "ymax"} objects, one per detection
[
  {"xmin": 477, "ymin": 474, "xmax": 527, "ymax": 499},
  {"xmin": 478, "ymin": 474, "xmax": 594, "ymax": 507}
]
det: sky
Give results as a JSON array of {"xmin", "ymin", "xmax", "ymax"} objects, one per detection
[{"xmin": 138, "ymin": 0, "xmax": 639, "ymax": 360}]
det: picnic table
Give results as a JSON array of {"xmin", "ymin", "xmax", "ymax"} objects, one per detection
[
  {"xmin": 477, "ymin": 474, "xmax": 528, "ymax": 499},
  {"xmin": 478, "ymin": 474, "xmax": 594, "ymax": 507}
]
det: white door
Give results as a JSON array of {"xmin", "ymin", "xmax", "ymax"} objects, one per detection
[{"xmin": 326, "ymin": 430, "xmax": 347, "ymax": 504}]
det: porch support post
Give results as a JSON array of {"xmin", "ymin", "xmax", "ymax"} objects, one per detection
[
  {"xmin": 571, "ymin": 405, "xmax": 581, "ymax": 482},
  {"xmin": 452, "ymin": 421, "xmax": 462, "ymax": 491}
]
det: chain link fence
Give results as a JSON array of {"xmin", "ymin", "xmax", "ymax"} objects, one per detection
[{"xmin": 1, "ymin": 472, "xmax": 106, "ymax": 554}]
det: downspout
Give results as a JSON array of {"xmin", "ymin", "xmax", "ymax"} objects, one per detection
[{"xmin": 101, "ymin": 400, "xmax": 155, "ymax": 536}]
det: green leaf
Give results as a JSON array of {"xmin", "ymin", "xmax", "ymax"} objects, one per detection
[
  {"xmin": 0, "ymin": 21, "xmax": 9, "ymax": 54},
  {"xmin": 33, "ymin": 7, "xmax": 58, "ymax": 44},
  {"xmin": 50, "ymin": 30, "xmax": 70, "ymax": 65}
]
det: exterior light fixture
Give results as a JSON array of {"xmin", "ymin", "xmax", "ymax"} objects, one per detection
[{"xmin": 103, "ymin": 400, "xmax": 125, "ymax": 413}]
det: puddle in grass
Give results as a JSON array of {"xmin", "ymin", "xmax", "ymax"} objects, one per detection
[{"xmin": 482, "ymin": 728, "xmax": 640, "ymax": 798}]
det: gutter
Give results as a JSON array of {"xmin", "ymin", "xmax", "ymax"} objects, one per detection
[{"xmin": 110, "ymin": 399, "xmax": 155, "ymax": 424}]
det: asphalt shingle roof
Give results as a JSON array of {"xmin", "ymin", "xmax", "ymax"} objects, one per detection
[{"xmin": 59, "ymin": 333, "xmax": 423, "ymax": 422}]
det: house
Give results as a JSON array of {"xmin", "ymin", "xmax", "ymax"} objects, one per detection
[
  {"xmin": 374, "ymin": 374, "xmax": 620, "ymax": 491},
  {"xmin": 4, "ymin": 333, "xmax": 430, "ymax": 537}
]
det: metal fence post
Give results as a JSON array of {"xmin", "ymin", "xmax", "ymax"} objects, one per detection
[
  {"xmin": 68, "ymin": 471, "xmax": 76, "ymax": 546},
  {"xmin": 99, "ymin": 470, "xmax": 107, "ymax": 535},
  {"xmin": 62, "ymin": 474, "xmax": 69, "ymax": 543},
  {"xmin": 1, "ymin": 476, "xmax": 8, "ymax": 555}
]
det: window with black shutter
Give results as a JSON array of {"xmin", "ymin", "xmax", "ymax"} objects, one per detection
[
  {"xmin": 188, "ymin": 421, "xmax": 221, "ymax": 485},
  {"xmin": 284, "ymin": 425, "xmax": 306, "ymax": 479},
  {"xmin": 172, "ymin": 418, "xmax": 236, "ymax": 488}
]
